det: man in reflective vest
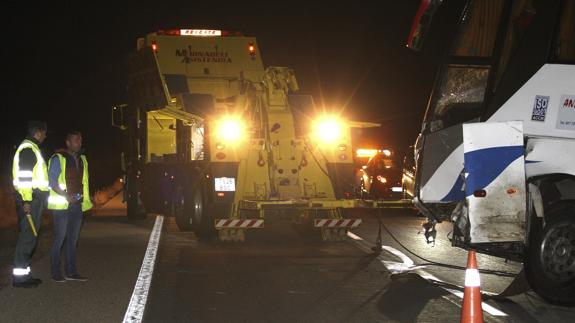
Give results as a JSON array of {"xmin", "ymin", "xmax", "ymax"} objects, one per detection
[
  {"xmin": 12, "ymin": 121, "xmax": 50, "ymax": 288},
  {"xmin": 48, "ymin": 130, "xmax": 93, "ymax": 282}
]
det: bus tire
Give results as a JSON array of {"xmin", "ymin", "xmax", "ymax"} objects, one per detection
[{"xmin": 525, "ymin": 202, "xmax": 575, "ymax": 306}]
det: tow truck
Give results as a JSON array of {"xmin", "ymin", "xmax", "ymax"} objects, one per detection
[
  {"xmin": 408, "ymin": 0, "xmax": 574, "ymax": 305},
  {"xmin": 112, "ymin": 29, "xmax": 381, "ymax": 242}
]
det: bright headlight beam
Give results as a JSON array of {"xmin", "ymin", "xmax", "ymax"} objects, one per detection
[
  {"xmin": 315, "ymin": 117, "xmax": 343, "ymax": 143},
  {"xmin": 217, "ymin": 117, "xmax": 244, "ymax": 143}
]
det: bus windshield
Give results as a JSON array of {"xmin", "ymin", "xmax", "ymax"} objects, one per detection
[{"xmin": 425, "ymin": 0, "xmax": 505, "ymax": 132}]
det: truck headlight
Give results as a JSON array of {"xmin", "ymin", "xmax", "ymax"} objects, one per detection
[
  {"xmin": 314, "ymin": 117, "xmax": 343, "ymax": 143},
  {"xmin": 216, "ymin": 117, "xmax": 244, "ymax": 143}
]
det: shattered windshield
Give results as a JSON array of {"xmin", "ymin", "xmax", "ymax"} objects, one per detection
[
  {"xmin": 427, "ymin": 66, "xmax": 489, "ymax": 132},
  {"xmin": 424, "ymin": 0, "xmax": 503, "ymax": 133}
]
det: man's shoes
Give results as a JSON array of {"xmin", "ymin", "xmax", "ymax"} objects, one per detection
[
  {"xmin": 64, "ymin": 274, "xmax": 88, "ymax": 281},
  {"xmin": 51, "ymin": 275, "xmax": 66, "ymax": 283},
  {"xmin": 13, "ymin": 279, "xmax": 40, "ymax": 288}
]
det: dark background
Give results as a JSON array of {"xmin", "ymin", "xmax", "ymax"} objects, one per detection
[{"xmin": 1, "ymin": 0, "xmax": 461, "ymax": 190}]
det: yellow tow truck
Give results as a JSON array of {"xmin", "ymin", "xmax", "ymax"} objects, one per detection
[{"xmin": 112, "ymin": 29, "xmax": 381, "ymax": 241}]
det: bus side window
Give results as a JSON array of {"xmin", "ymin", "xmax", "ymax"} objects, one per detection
[{"xmin": 555, "ymin": 1, "xmax": 575, "ymax": 62}]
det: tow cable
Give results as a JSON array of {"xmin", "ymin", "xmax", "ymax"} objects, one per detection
[{"xmin": 369, "ymin": 211, "xmax": 518, "ymax": 278}]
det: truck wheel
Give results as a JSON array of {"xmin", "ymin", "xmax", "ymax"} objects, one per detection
[
  {"xmin": 126, "ymin": 171, "xmax": 146, "ymax": 220},
  {"xmin": 174, "ymin": 186, "xmax": 193, "ymax": 231},
  {"xmin": 191, "ymin": 185, "xmax": 215, "ymax": 239},
  {"xmin": 525, "ymin": 202, "xmax": 575, "ymax": 306}
]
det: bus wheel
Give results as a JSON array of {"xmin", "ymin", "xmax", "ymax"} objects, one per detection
[{"xmin": 526, "ymin": 202, "xmax": 575, "ymax": 306}]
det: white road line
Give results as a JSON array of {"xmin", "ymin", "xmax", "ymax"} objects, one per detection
[
  {"xmin": 347, "ymin": 231, "xmax": 508, "ymax": 318},
  {"xmin": 123, "ymin": 215, "xmax": 165, "ymax": 323}
]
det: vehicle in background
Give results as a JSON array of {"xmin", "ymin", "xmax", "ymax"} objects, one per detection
[
  {"xmin": 357, "ymin": 149, "xmax": 403, "ymax": 200},
  {"xmin": 401, "ymin": 145, "xmax": 416, "ymax": 199}
]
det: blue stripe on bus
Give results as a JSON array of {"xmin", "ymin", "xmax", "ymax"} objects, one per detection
[
  {"xmin": 464, "ymin": 145, "xmax": 524, "ymax": 197},
  {"xmin": 440, "ymin": 171, "xmax": 465, "ymax": 202}
]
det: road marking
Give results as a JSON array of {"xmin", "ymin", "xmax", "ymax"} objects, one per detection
[
  {"xmin": 347, "ymin": 231, "xmax": 508, "ymax": 318},
  {"xmin": 123, "ymin": 215, "xmax": 164, "ymax": 323}
]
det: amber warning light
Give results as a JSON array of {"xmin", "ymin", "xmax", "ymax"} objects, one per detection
[{"xmin": 248, "ymin": 43, "xmax": 256, "ymax": 57}]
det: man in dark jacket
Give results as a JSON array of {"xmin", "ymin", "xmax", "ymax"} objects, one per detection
[{"xmin": 48, "ymin": 130, "xmax": 93, "ymax": 282}]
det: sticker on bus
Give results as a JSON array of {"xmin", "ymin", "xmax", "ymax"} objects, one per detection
[
  {"xmin": 531, "ymin": 95, "xmax": 549, "ymax": 122},
  {"xmin": 556, "ymin": 95, "xmax": 575, "ymax": 131}
]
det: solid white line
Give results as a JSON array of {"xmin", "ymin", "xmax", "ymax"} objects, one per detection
[
  {"xmin": 123, "ymin": 215, "xmax": 165, "ymax": 323},
  {"xmin": 347, "ymin": 231, "xmax": 508, "ymax": 318}
]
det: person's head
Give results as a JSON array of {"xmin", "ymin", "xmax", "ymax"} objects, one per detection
[
  {"xmin": 66, "ymin": 131, "xmax": 83, "ymax": 153},
  {"xmin": 28, "ymin": 121, "xmax": 48, "ymax": 143}
]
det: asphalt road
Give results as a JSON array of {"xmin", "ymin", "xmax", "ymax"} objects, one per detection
[{"xmin": 1, "ymin": 196, "xmax": 574, "ymax": 322}]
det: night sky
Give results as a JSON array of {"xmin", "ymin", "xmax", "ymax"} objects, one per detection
[{"xmin": 1, "ymin": 0, "xmax": 461, "ymax": 189}]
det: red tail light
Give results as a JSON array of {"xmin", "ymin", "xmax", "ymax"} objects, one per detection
[
  {"xmin": 157, "ymin": 29, "xmax": 181, "ymax": 36},
  {"xmin": 473, "ymin": 190, "xmax": 487, "ymax": 198}
]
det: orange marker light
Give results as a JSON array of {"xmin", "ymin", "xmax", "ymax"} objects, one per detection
[
  {"xmin": 356, "ymin": 149, "xmax": 378, "ymax": 158},
  {"xmin": 248, "ymin": 43, "xmax": 256, "ymax": 56}
]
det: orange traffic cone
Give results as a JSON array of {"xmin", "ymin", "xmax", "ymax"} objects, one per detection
[{"xmin": 461, "ymin": 250, "xmax": 484, "ymax": 323}]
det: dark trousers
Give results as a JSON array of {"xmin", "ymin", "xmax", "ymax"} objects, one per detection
[
  {"xmin": 13, "ymin": 192, "xmax": 46, "ymax": 281},
  {"xmin": 51, "ymin": 203, "xmax": 83, "ymax": 277}
]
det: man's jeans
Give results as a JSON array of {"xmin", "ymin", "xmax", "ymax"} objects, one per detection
[{"xmin": 51, "ymin": 203, "xmax": 83, "ymax": 278}]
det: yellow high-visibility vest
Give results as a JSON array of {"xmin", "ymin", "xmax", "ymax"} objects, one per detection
[
  {"xmin": 47, "ymin": 153, "xmax": 93, "ymax": 212},
  {"xmin": 12, "ymin": 139, "xmax": 49, "ymax": 201}
]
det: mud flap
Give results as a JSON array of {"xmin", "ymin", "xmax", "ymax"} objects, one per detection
[{"xmin": 463, "ymin": 121, "xmax": 527, "ymax": 243}]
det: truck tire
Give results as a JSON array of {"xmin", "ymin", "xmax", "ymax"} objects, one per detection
[
  {"xmin": 525, "ymin": 202, "xmax": 575, "ymax": 306},
  {"xmin": 174, "ymin": 186, "xmax": 193, "ymax": 231},
  {"xmin": 191, "ymin": 185, "xmax": 216, "ymax": 239},
  {"xmin": 126, "ymin": 170, "xmax": 146, "ymax": 220}
]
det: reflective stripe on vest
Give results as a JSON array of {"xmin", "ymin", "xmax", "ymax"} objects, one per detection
[
  {"xmin": 48, "ymin": 153, "xmax": 93, "ymax": 212},
  {"xmin": 12, "ymin": 140, "xmax": 49, "ymax": 201}
]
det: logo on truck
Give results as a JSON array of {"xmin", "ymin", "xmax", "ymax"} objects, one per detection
[{"xmin": 175, "ymin": 45, "xmax": 232, "ymax": 64}]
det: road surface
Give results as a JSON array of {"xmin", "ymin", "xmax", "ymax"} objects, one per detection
[{"xmin": 1, "ymin": 195, "xmax": 574, "ymax": 322}]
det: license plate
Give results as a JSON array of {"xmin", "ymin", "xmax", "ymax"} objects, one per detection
[
  {"xmin": 392, "ymin": 187, "xmax": 403, "ymax": 192},
  {"xmin": 215, "ymin": 177, "xmax": 236, "ymax": 192}
]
